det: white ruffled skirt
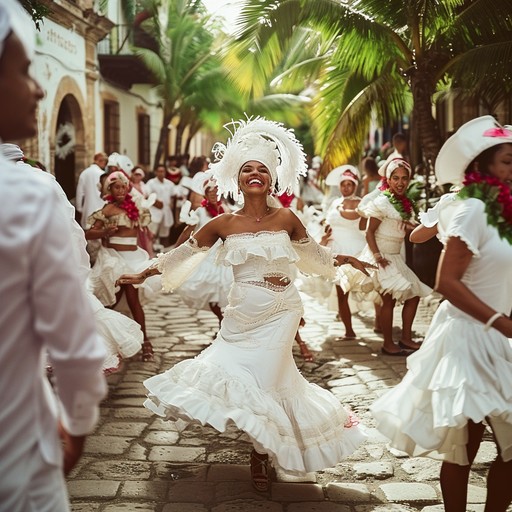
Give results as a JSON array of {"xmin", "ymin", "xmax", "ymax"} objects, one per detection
[
  {"xmin": 90, "ymin": 246, "xmax": 160, "ymax": 307},
  {"xmin": 371, "ymin": 302, "xmax": 512, "ymax": 464},
  {"xmin": 144, "ymin": 281, "xmax": 366, "ymax": 474},
  {"xmin": 353, "ymin": 243, "xmax": 431, "ymax": 304}
]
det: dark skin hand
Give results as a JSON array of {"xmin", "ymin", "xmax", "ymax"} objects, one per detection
[{"xmin": 58, "ymin": 422, "xmax": 86, "ymax": 475}]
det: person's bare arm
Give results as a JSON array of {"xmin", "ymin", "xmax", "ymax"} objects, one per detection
[
  {"xmin": 366, "ymin": 217, "xmax": 388, "ymax": 267},
  {"xmin": 84, "ymin": 219, "xmax": 118, "ymax": 240},
  {"xmin": 58, "ymin": 422, "xmax": 86, "ymax": 475},
  {"xmin": 409, "ymin": 224, "xmax": 438, "ymax": 243},
  {"xmin": 436, "ymin": 237, "xmax": 512, "ymax": 336},
  {"xmin": 174, "ymin": 224, "xmax": 195, "ymax": 247},
  {"xmin": 116, "ymin": 215, "xmax": 225, "ymax": 286}
]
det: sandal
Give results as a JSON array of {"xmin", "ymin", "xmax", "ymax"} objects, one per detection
[
  {"xmin": 298, "ymin": 340, "xmax": 314, "ymax": 362},
  {"xmin": 140, "ymin": 340, "xmax": 154, "ymax": 361},
  {"xmin": 250, "ymin": 449, "xmax": 269, "ymax": 492}
]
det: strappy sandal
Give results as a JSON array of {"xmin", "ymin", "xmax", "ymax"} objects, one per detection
[
  {"xmin": 298, "ymin": 340, "xmax": 314, "ymax": 362},
  {"xmin": 250, "ymin": 449, "xmax": 269, "ymax": 492},
  {"xmin": 140, "ymin": 340, "xmax": 154, "ymax": 361}
]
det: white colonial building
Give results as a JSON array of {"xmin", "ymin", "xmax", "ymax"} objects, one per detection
[{"xmin": 21, "ymin": 0, "xmax": 209, "ymax": 201}]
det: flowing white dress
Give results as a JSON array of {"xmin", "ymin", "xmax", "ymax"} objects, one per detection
[
  {"xmin": 144, "ymin": 231, "xmax": 366, "ymax": 474},
  {"xmin": 357, "ymin": 193, "xmax": 431, "ymax": 303},
  {"xmin": 176, "ymin": 208, "xmax": 233, "ymax": 311},
  {"xmin": 371, "ymin": 198, "xmax": 512, "ymax": 464}
]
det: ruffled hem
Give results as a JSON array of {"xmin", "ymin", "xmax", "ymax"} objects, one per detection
[
  {"xmin": 371, "ymin": 303, "xmax": 512, "ymax": 464},
  {"xmin": 90, "ymin": 246, "xmax": 159, "ymax": 306},
  {"xmin": 94, "ymin": 306, "xmax": 143, "ymax": 358},
  {"xmin": 356, "ymin": 247, "xmax": 431, "ymax": 302},
  {"xmin": 144, "ymin": 358, "xmax": 366, "ymax": 474}
]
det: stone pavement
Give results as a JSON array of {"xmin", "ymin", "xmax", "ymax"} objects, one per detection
[{"xmin": 67, "ymin": 290, "xmax": 507, "ymax": 512}]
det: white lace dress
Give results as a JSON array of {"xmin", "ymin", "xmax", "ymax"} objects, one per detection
[
  {"xmin": 371, "ymin": 198, "xmax": 512, "ymax": 464},
  {"xmin": 144, "ymin": 231, "xmax": 366, "ymax": 474},
  {"xmin": 357, "ymin": 193, "xmax": 431, "ymax": 303}
]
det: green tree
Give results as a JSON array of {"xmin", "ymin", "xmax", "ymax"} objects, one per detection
[
  {"xmin": 132, "ymin": 0, "xmax": 240, "ymax": 166},
  {"xmin": 228, "ymin": 0, "xmax": 512, "ymax": 168}
]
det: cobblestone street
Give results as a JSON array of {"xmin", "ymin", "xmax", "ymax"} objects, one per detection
[{"xmin": 67, "ymin": 290, "xmax": 505, "ymax": 512}]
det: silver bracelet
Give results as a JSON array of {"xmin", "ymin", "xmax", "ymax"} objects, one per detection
[{"xmin": 483, "ymin": 312, "xmax": 504, "ymax": 331}]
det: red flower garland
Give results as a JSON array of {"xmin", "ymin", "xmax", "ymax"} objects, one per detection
[
  {"xmin": 201, "ymin": 199, "xmax": 224, "ymax": 218},
  {"xmin": 458, "ymin": 171, "xmax": 512, "ymax": 243},
  {"xmin": 105, "ymin": 193, "xmax": 140, "ymax": 221},
  {"xmin": 382, "ymin": 190, "xmax": 417, "ymax": 221}
]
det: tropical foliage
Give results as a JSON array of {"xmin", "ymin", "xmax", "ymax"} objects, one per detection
[{"xmin": 227, "ymin": 0, "xmax": 512, "ymax": 169}]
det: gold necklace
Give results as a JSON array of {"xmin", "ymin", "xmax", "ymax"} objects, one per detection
[{"xmin": 240, "ymin": 206, "xmax": 270, "ymax": 222}]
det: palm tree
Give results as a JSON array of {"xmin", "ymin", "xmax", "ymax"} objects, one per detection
[
  {"xmin": 133, "ymin": 0, "xmax": 236, "ymax": 166},
  {"xmin": 228, "ymin": 0, "xmax": 512, "ymax": 168}
]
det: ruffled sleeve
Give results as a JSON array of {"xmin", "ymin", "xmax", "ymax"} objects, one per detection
[
  {"xmin": 86, "ymin": 209, "xmax": 107, "ymax": 228},
  {"xmin": 291, "ymin": 235, "xmax": 337, "ymax": 280},
  {"xmin": 418, "ymin": 192, "xmax": 457, "ymax": 228},
  {"xmin": 357, "ymin": 193, "xmax": 397, "ymax": 221},
  {"xmin": 217, "ymin": 231, "xmax": 299, "ymax": 266},
  {"xmin": 438, "ymin": 197, "xmax": 487, "ymax": 257},
  {"xmin": 155, "ymin": 237, "xmax": 211, "ymax": 292}
]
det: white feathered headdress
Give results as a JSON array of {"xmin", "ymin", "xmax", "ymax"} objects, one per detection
[{"xmin": 209, "ymin": 116, "xmax": 308, "ymax": 201}]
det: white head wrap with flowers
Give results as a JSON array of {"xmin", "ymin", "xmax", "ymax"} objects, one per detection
[{"xmin": 209, "ymin": 116, "xmax": 308, "ymax": 202}]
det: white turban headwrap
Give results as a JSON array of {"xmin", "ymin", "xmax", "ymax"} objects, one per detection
[
  {"xmin": 378, "ymin": 157, "xmax": 412, "ymax": 180},
  {"xmin": 103, "ymin": 170, "xmax": 130, "ymax": 195},
  {"xmin": 209, "ymin": 116, "xmax": 308, "ymax": 202},
  {"xmin": 0, "ymin": 0, "xmax": 35, "ymax": 61}
]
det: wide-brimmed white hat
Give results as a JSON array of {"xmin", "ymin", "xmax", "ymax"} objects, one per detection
[
  {"xmin": 435, "ymin": 115, "xmax": 512, "ymax": 185},
  {"xmin": 325, "ymin": 165, "xmax": 360, "ymax": 186}
]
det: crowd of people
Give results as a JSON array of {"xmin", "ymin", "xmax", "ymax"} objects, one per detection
[{"xmin": 1, "ymin": 0, "xmax": 511, "ymax": 509}]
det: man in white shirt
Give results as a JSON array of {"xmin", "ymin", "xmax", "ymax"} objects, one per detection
[
  {"xmin": 75, "ymin": 151, "xmax": 108, "ymax": 228},
  {"xmin": 0, "ymin": 2, "xmax": 107, "ymax": 510},
  {"xmin": 146, "ymin": 163, "xmax": 177, "ymax": 249}
]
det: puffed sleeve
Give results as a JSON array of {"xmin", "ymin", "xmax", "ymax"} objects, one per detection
[
  {"xmin": 86, "ymin": 208, "xmax": 107, "ymax": 228},
  {"xmin": 438, "ymin": 197, "xmax": 487, "ymax": 257},
  {"xmin": 31, "ymin": 194, "xmax": 107, "ymax": 436},
  {"xmin": 357, "ymin": 193, "xmax": 393, "ymax": 220}
]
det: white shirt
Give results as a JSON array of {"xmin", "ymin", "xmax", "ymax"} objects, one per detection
[
  {"xmin": 75, "ymin": 163, "xmax": 105, "ymax": 228},
  {"xmin": 0, "ymin": 156, "xmax": 107, "ymax": 487},
  {"xmin": 146, "ymin": 177, "xmax": 177, "ymax": 227}
]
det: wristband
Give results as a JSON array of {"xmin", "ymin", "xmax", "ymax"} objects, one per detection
[
  {"xmin": 483, "ymin": 312, "xmax": 504, "ymax": 331},
  {"xmin": 373, "ymin": 252, "xmax": 382, "ymax": 259}
]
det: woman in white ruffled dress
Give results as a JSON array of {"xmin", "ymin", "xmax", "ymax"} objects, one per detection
[
  {"xmin": 117, "ymin": 117, "xmax": 374, "ymax": 491},
  {"xmin": 86, "ymin": 171, "xmax": 160, "ymax": 361},
  {"xmin": 174, "ymin": 177, "xmax": 233, "ymax": 327},
  {"xmin": 322, "ymin": 165, "xmax": 367, "ymax": 339},
  {"xmin": 357, "ymin": 158, "xmax": 431, "ymax": 355},
  {"xmin": 371, "ymin": 116, "xmax": 512, "ymax": 511}
]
